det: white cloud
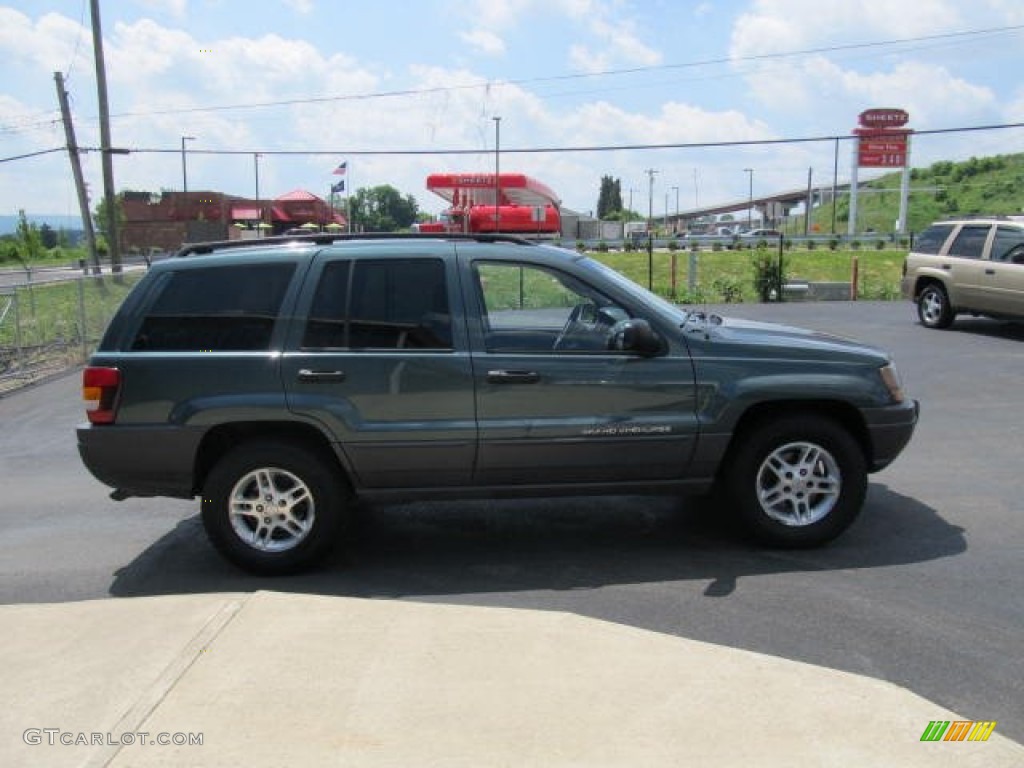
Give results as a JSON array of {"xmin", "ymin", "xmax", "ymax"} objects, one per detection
[
  {"xmin": 282, "ymin": 0, "xmax": 315, "ymax": 13},
  {"xmin": 568, "ymin": 43, "xmax": 609, "ymax": 74},
  {"xmin": 459, "ymin": 28, "xmax": 507, "ymax": 55},
  {"xmin": 730, "ymin": 0, "xmax": 965, "ymax": 59}
]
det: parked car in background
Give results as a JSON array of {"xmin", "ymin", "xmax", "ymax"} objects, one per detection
[
  {"xmin": 901, "ymin": 217, "xmax": 1024, "ymax": 328},
  {"xmin": 741, "ymin": 228, "xmax": 781, "ymax": 239}
]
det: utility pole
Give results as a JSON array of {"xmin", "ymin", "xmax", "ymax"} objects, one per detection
[
  {"xmin": 493, "ymin": 116, "xmax": 501, "ymax": 233},
  {"xmin": 90, "ymin": 0, "xmax": 122, "ymax": 274},
  {"xmin": 645, "ymin": 168, "xmax": 657, "ymax": 291},
  {"xmin": 805, "ymin": 167, "xmax": 813, "ymax": 236},
  {"xmin": 743, "ymin": 168, "xmax": 754, "ymax": 230},
  {"xmin": 54, "ymin": 71, "xmax": 100, "ymax": 275}
]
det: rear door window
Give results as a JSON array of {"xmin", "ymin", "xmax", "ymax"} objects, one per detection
[
  {"xmin": 947, "ymin": 225, "xmax": 991, "ymax": 260},
  {"xmin": 301, "ymin": 258, "xmax": 452, "ymax": 350}
]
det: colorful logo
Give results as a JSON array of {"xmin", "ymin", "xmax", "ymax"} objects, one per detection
[{"xmin": 920, "ymin": 721, "xmax": 997, "ymax": 742}]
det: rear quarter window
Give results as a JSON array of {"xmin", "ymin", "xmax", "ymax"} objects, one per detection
[
  {"xmin": 912, "ymin": 224, "xmax": 955, "ymax": 255},
  {"xmin": 131, "ymin": 263, "xmax": 295, "ymax": 351}
]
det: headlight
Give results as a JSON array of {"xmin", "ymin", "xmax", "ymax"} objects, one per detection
[{"xmin": 879, "ymin": 363, "xmax": 904, "ymax": 404}]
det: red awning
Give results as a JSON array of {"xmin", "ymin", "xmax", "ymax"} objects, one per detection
[
  {"xmin": 426, "ymin": 173, "xmax": 561, "ymax": 208},
  {"xmin": 271, "ymin": 206, "xmax": 292, "ymax": 222},
  {"xmin": 230, "ymin": 207, "xmax": 261, "ymax": 220}
]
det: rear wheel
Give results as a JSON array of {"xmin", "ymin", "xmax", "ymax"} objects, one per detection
[
  {"xmin": 202, "ymin": 441, "xmax": 349, "ymax": 574},
  {"xmin": 917, "ymin": 283, "xmax": 954, "ymax": 329},
  {"xmin": 725, "ymin": 416, "xmax": 867, "ymax": 547}
]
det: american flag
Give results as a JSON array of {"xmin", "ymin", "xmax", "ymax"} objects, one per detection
[{"xmin": 332, "ymin": 162, "xmax": 347, "ymax": 176}]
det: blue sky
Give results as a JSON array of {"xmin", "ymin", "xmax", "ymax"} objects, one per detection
[{"xmin": 1, "ymin": 0, "xmax": 1023, "ymax": 222}]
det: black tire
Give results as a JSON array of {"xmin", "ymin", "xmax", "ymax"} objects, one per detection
[
  {"xmin": 917, "ymin": 283, "xmax": 954, "ymax": 329},
  {"xmin": 202, "ymin": 440, "xmax": 349, "ymax": 574},
  {"xmin": 724, "ymin": 415, "xmax": 867, "ymax": 548}
]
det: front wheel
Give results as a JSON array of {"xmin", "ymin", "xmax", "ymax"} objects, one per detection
[
  {"xmin": 725, "ymin": 416, "xmax": 867, "ymax": 547},
  {"xmin": 202, "ymin": 441, "xmax": 349, "ymax": 574},
  {"xmin": 917, "ymin": 284, "xmax": 954, "ymax": 329}
]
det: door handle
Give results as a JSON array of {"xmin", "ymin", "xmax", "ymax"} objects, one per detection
[
  {"xmin": 297, "ymin": 369, "xmax": 346, "ymax": 382},
  {"xmin": 940, "ymin": 264, "xmax": 952, "ymax": 270},
  {"xmin": 487, "ymin": 369, "xmax": 540, "ymax": 384},
  {"xmin": 985, "ymin": 268, "xmax": 996, "ymax": 275}
]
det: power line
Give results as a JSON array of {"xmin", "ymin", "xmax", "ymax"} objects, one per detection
[
  {"xmin": 0, "ymin": 147, "xmax": 66, "ymax": 164},
  {"xmin": 85, "ymin": 121, "xmax": 1024, "ymax": 158},
  {"xmin": 96, "ymin": 24, "xmax": 1024, "ymax": 121}
]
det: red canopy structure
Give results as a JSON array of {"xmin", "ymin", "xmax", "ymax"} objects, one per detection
[
  {"xmin": 426, "ymin": 173, "xmax": 561, "ymax": 209},
  {"xmin": 422, "ymin": 173, "xmax": 561, "ymax": 235}
]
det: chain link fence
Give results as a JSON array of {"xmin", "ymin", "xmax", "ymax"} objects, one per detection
[{"xmin": 0, "ymin": 271, "xmax": 142, "ymax": 395}]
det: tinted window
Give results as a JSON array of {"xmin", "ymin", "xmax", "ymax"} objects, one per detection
[
  {"xmin": 947, "ymin": 225, "xmax": 991, "ymax": 260},
  {"xmin": 132, "ymin": 263, "xmax": 294, "ymax": 351},
  {"xmin": 302, "ymin": 258, "xmax": 451, "ymax": 350},
  {"xmin": 303, "ymin": 260, "xmax": 351, "ymax": 348},
  {"xmin": 913, "ymin": 224, "xmax": 955, "ymax": 255},
  {"xmin": 991, "ymin": 226, "xmax": 1024, "ymax": 264}
]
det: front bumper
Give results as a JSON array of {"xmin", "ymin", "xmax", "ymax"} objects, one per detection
[{"xmin": 862, "ymin": 398, "xmax": 920, "ymax": 472}]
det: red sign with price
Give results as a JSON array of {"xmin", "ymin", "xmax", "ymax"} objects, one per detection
[{"xmin": 858, "ymin": 136, "xmax": 908, "ymax": 167}]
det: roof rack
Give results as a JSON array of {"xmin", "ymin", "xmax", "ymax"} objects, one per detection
[{"xmin": 174, "ymin": 231, "xmax": 539, "ymax": 258}]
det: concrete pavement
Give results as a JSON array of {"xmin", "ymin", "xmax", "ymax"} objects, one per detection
[{"xmin": 3, "ymin": 591, "xmax": 1021, "ymax": 767}]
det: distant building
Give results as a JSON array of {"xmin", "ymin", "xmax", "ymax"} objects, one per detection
[{"xmin": 120, "ymin": 189, "xmax": 345, "ymax": 253}]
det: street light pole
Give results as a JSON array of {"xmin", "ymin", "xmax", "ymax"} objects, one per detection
[
  {"xmin": 254, "ymin": 152, "xmax": 261, "ymax": 237},
  {"xmin": 181, "ymin": 135, "xmax": 196, "ymax": 195},
  {"xmin": 493, "ymin": 116, "xmax": 501, "ymax": 233},
  {"xmin": 671, "ymin": 185, "xmax": 679, "ymax": 233},
  {"xmin": 645, "ymin": 168, "xmax": 658, "ymax": 290},
  {"xmin": 743, "ymin": 168, "xmax": 754, "ymax": 230}
]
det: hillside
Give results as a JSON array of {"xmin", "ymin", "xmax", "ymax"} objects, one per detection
[{"xmin": 813, "ymin": 152, "xmax": 1024, "ymax": 234}]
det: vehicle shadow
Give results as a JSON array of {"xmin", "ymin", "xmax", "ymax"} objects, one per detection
[
  {"xmin": 947, "ymin": 317, "xmax": 1024, "ymax": 340},
  {"xmin": 109, "ymin": 483, "xmax": 964, "ymax": 600}
]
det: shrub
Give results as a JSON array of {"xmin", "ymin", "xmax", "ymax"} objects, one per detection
[
  {"xmin": 828, "ymin": 238, "xmax": 839, "ymax": 251},
  {"xmin": 752, "ymin": 253, "xmax": 785, "ymax": 303},
  {"xmin": 712, "ymin": 276, "xmax": 744, "ymax": 303}
]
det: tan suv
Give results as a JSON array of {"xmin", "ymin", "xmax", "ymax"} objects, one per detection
[{"xmin": 902, "ymin": 217, "xmax": 1024, "ymax": 328}]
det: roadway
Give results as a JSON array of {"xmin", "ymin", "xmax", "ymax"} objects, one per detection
[{"xmin": 0, "ymin": 300, "xmax": 1020, "ymax": 743}]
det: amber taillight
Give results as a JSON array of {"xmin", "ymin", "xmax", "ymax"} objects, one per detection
[{"xmin": 83, "ymin": 367, "xmax": 121, "ymax": 424}]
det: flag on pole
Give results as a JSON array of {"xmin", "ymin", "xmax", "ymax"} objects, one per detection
[
  {"xmin": 331, "ymin": 180, "xmax": 345, "ymax": 194},
  {"xmin": 333, "ymin": 161, "xmax": 347, "ymax": 176}
]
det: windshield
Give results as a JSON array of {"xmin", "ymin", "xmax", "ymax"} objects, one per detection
[{"xmin": 577, "ymin": 257, "xmax": 691, "ymax": 325}]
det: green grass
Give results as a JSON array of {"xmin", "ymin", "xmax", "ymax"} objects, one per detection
[
  {"xmin": 802, "ymin": 152, "xmax": 1024, "ymax": 235},
  {"xmin": 592, "ymin": 246, "xmax": 905, "ymax": 303},
  {"xmin": 0, "ymin": 274, "xmax": 142, "ymax": 356}
]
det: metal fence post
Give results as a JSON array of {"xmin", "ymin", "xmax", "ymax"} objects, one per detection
[
  {"xmin": 78, "ymin": 275, "xmax": 88, "ymax": 361},
  {"xmin": 13, "ymin": 290, "xmax": 23, "ymax": 367}
]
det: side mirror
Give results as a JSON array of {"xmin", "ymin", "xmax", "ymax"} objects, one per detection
[{"xmin": 609, "ymin": 318, "xmax": 663, "ymax": 357}]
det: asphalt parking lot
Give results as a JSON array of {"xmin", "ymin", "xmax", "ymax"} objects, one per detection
[{"xmin": 1, "ymin": 299, "xmax": 1021, "ymax": 744}]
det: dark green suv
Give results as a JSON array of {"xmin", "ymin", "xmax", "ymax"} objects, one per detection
[{"xmin": 78, "ymin": 234, "xmax": 918, "ymax": 573}]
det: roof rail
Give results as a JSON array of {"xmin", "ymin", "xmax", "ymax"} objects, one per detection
[{"xmin": 174, "ymin": 231, "xmax": 540, "ymax": 258}]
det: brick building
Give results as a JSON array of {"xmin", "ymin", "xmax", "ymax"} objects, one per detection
[{"xmin": 120, "ymin": 189, "xmax": 345, "ymax": 253}]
